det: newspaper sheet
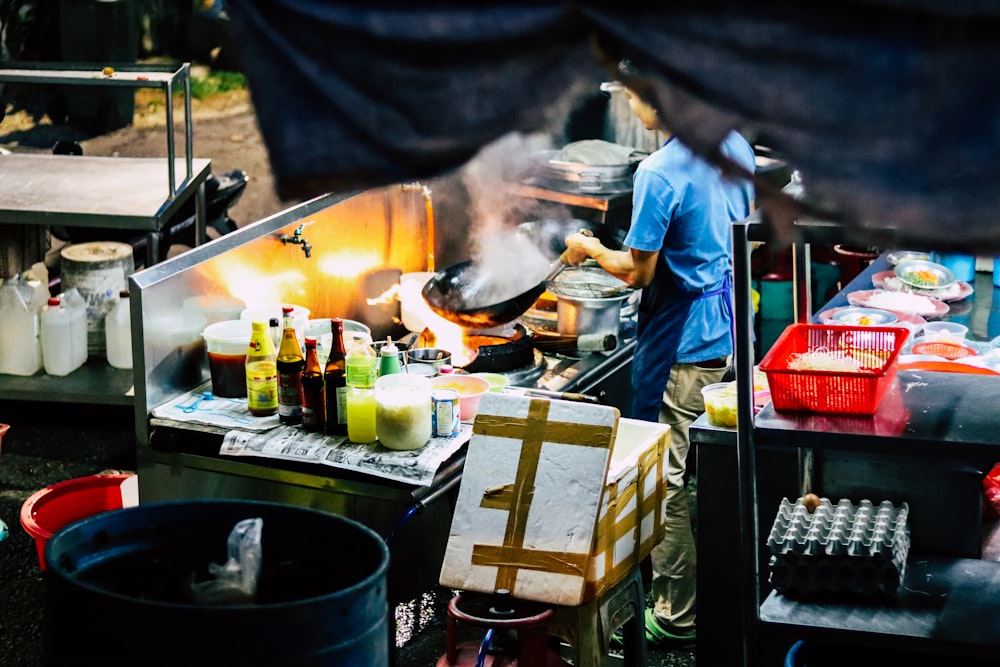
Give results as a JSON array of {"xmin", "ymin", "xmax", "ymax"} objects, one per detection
[{"xmin": 220, "ymin": 423, "xmax": 471, "ymax": 487}]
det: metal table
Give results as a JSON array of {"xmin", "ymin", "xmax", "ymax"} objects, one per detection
[{"xmin": 0, "ymin": 62, "xmax": 212, "ymax": 406}]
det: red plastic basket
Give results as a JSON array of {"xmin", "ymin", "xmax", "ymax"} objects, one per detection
[{"xmin": 758, "ymin": 324, "xmax": 910, "ymax": 415}]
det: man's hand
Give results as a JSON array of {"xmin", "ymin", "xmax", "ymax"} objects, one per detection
[{"xmin": 563, "ymin": 230, "xmax": 601, "ymax": 266}]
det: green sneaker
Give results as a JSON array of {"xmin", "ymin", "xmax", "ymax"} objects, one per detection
[{"xmin": 644, "ymin": 609, "xmax": 696, "ymax": 650}]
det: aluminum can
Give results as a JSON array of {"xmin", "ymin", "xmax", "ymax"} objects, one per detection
[{"xmin": 432, "ymin": 388, "xmax": 461, "ymax": 437}]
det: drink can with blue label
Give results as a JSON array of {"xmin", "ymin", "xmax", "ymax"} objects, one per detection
[{"xmin": 432, "ymin": 388, "xmax": 460, "ymax": 437}]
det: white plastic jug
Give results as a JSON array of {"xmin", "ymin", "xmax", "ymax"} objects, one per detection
[
  {"xmin": 41, "ymin": 297, "xmax": 77, "ymax": 376},
  {"xmin": 0, "ymin": 280, "xmax": 42, "ymax": 376},
  {"xmin": 60, "ymin": 288, "xmax": 89, "ymax": 367},
  {"xmin": 105, "ymin": 290, "xmax": 132, "ymax": 370}
]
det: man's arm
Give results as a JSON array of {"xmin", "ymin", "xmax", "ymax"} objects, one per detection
[{"xmin": 563, "ymin": 232, "xmax": 658, "ymax": 289}]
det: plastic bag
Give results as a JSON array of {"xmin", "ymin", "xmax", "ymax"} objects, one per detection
[{"xmin": 187, "ymin": 517, "xmax": 263, "ymax": 605}]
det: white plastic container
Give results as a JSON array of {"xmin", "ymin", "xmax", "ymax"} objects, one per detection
[
  {"xmin": 105, "ymin": 290, "xmax": 133, "ymax": 370},
  {"xmin": 202, "ymin": 319, "xmax": 254, "ymax": 397},
  {"xmin": 60, "ymin": 288, "xmax": 89, "ymax": 367},
  {"xmin": 375, "ymin": 373, "xmax": 432, "ymax": 450},
  {"xmin": 41, "ymin": 298, "xmax": 76, "ymax": 376},
  {"xmin": 0, "ymin": 280, "xmax": 43, "ymax": 376}
]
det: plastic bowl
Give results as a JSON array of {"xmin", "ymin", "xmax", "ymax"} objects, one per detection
[
  {"xmin": 431, "ymin": 374, "xmax": 490, "ymax": 421},
  {"xmin": 20, "ymin": 473, "xmax": 136, "ymax": 571},
  {"xmin": 469, "ymin": 372, "xmax": 509, "ymax": 393},
  {"xmin": 702, "ymin": 382, "xmax": 739, "ymax": 428},
  {"xmin": 921, "ymin": 321, "xmax": 969, "ymax": 342}
]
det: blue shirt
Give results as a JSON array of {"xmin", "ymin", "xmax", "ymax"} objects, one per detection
[{"xmin": 624, "ymin": 131, "xmax": 755, "ymax": 364}]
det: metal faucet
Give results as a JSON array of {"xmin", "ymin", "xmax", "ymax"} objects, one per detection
[{"xmin": 278, "ymin": 223, "xmax": 312, "ymax": 258}]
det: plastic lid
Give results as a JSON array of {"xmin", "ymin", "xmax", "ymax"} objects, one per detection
[
  {"xmin": 47, "ymin": 297, "xmax": 60, "ymax": 306},
  {"xmin": 439, "ymin": 364, "xmax": 454, "ymax": 374},
  {"xmin": 269, "ymin": 317, "xmax": 280, "ymax": 326},
  {"xmin": 281, "ymin": 305, "xmax": 294, "ymax": 313}
]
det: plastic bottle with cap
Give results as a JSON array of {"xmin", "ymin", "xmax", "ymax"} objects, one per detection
[
  {"xmin": 377, "ymin": 336, "xmax": 402, "ymax": 377},
  {"xmin": 41, "ymin": 297, "xmax": 75, "ymax": 376},
  {"xmin": 0, "ymin": 279, "xmax": 43, "ymax": 376},
  {"xmin": 246, "ymin": 321, "xmax": 278, "ymax": 417},
  {"xmin": 345, "ymin": 335, "xmax": 377, "ymax": 442},
  {"xmin": 59, "ymin": 287, "xmax": 88, "ymax": 368},
  {"xmin": 104, "ymin": 289, "xmax": 132, "ymax": 370}
]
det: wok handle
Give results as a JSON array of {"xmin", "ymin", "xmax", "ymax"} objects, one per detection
[{"xmin": 511, "ymin": 387, "xmax": 602, "ymax": 403}]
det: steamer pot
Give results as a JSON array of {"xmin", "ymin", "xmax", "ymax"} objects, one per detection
[
  {"xmin": 554, "ymin": 292, "xmax": 629, "ymax": 338},
  {"xmin": 548, "ymin": 265, "xmax": 633, "ymax": 338}
]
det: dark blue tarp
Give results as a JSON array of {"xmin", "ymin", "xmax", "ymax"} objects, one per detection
[{"xmin": 226, "ymin": 2, "xmax": 1000, "ymax": 249}]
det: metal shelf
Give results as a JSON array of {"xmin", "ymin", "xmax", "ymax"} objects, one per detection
[
  {"xmin": 0, "ymin": 357, "xmax": 133, "ymax": 406},
  {"xmin": 0, "ymin": 62, "xmax": 210, "ymax": 406},
  {"xmin": 729, "ymin": 216, "xmax": 1000, "ymax": 664}
]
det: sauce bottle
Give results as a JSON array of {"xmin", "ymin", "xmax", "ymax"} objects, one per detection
[
  {"xmin": 246, "ymin": 320, "xmax": 278, "ymax": 417},
  {"xmin": 276, "ymin": 306, "xmax": 304, "ymax": 425},
  {"xmin": 324, "ymin": 318, "xmax": 349, "ymax": 435},
  {"xmin": 378, "ymin": 336, "xmax": 403, "ymax": 377},
  {"xmin": 301, "ymin": 335, "xmax": 325, "ymax": 432},
  {"xmin": 345, "ymin": 334, "xmax": 377, "ymax": 443}
]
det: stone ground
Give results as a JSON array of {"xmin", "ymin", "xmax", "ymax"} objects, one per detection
[{"xmin": 0, "ymin": 76, "xmax": 696, "ymax": 667}]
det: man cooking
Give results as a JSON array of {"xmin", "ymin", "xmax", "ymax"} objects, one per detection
[{"xmin": 562, "ymin": 69, "xmax": 755, "ymax": 650}]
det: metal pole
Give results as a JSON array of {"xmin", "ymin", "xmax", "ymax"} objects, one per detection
[{"xmin": 733, "ymin": 219, "xmax": 760, "ymax": 666}]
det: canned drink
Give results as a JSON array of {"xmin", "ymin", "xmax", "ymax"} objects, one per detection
[{"xmin": 432, "ymin": 388, "xmax": 461, "ymax": 437}]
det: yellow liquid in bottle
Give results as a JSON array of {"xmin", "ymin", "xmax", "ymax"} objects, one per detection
[{"xmin": 346, "ymin": 387, "xmax": 377, "ymax": 443}]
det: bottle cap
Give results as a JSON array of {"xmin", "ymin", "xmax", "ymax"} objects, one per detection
[
  {"xmin": 304, "ymin": 336, "xmax": 317, "ymax": 347},
  {"xmin": 269, "ymin": 317, "xmax": 280, "ymax": 327},
  {"xmin": 380, "ymin": 336, "xmax": 399, "ymax": 355},
  {"xmin": 47, "ymin": 297, "xmax": 60, "ymax": 306}
]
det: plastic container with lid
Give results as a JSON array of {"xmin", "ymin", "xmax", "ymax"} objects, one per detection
[
  {"xmin": 41, "ymin": 297, "xmax": 76, "ymax": 376},
  {"xmin": 104, "ymin": 289, "xmax": 132, "ymax": 370},
  {"xmin": 375, "ymin": 373, "xmax": 432, "ymax": 450}
]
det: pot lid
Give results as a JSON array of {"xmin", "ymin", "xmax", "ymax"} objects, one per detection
[{"xmin": 548, "ymin": 266, "xmax": 632, "ymax": 300}]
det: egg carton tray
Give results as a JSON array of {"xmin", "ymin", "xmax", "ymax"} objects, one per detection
[{"xmin": 767, "ymin": 496, "xmax": 910, "ymax": 596}]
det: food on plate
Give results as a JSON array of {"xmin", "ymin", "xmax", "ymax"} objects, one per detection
[
  {"xmin": 900, "ymin": 268, "xmax": 941, "ymax": 287},
  {"xmin": 861, "ymin": 290, "xmax": 943, "ymax": 315},
  {"xmin": 832, "ymin": 307, "xmax": 897, "ymax": 326},
  {"xmin": 787, "ymin": 350, "xmax": 863, "ymax": 372},
  {"xmin": 892, "ymin": 259, "xmax": 956, "ymax": 291}
]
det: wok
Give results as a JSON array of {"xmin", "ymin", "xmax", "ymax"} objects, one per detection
[{"xmin": 422, "ymin": 256, "xmax": 568, "ymax": 329}]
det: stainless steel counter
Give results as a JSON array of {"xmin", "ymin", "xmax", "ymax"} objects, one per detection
[{"xmin": 693, "ymin": 255, "xmax": 1000, "ymax": 665}]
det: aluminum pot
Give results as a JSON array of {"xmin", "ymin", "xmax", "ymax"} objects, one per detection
[
  {"xmin": 548, "ymin": 265, "xmax": 632, "ymax": 338},
  {"xmin": 555, "ymin": 292, "xmax": 629, "ymax": 338}
]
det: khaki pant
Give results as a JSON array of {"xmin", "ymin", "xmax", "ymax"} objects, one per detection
[{"xmin": 649, "ymin": 358, "xmax": 730, "ymax": 634}]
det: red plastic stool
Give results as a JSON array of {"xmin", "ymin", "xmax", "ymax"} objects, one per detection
[{"xmin": 437, "ymin": 589, "xmax": 568, "ymax": 667}]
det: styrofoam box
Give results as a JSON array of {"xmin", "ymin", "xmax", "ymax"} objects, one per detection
[{"xmin": 439, "ymin": 392, "xmax": 669, "ymax": 606}]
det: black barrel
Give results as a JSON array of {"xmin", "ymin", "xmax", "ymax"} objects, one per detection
[{"xmin": 43, "ymin": 500, "xmax": 389, "ymax": 666}]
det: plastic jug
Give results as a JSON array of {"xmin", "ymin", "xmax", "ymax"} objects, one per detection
[
  {"xmin": 60, "ymin": 288, "xmax": 89, "ymax": 367},
  {"xmin": 0, "ymin": 280, "xmax": 42, "ymax": 376},
  {"xmin": 104, "ymin": 290, "xmax": 132, "ymax": 370},
  {"xmin": 41, "ymin": 298, "xmax": 77, "ymax": 376}
]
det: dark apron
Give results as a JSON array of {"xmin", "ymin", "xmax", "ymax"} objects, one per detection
[{"xmin": 630, "ymin": 274, "xmax": 734, "ymax": 421}]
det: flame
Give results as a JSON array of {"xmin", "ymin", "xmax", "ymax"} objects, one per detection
[
  {"xmin": 367, "ymin": 283, "xmax": 400, "ymax": 306},
  {"xmin": 317, "ymin": 250, "xmax": 383, "ymax": 279}
]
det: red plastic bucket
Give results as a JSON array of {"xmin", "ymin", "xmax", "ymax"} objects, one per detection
[{"xmin": 19, "ymin": 473, "xmax": 135, "ymax": 571}]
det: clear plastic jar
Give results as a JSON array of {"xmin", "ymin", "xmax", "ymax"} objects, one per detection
[{"xmin": 375, "ymin": 374, "xmax": 432, "ymax": 450}]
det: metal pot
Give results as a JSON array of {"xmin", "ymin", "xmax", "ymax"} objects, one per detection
[
  {"xmin": 548, "ymin": 266, "xmax": 633, "ymax": 338},
  {"xmin": 555, "ymin": 293, "xmax": 629, "ymax": 337}
]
